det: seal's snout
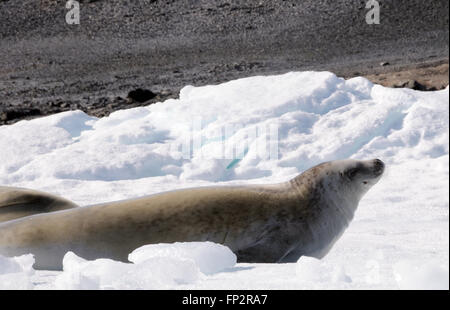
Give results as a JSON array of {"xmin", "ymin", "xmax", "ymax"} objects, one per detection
[{"xmin": 373, "ymin": 159, "xmax": 385, "ymax": 176}]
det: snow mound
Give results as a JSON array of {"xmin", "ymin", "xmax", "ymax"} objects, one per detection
[
  {"xmin": 53, "ymin": 242, "xmax": 235, "ymax": 290},
  {"xmin": 1, "ymin": 72, "xmax": 447, "ymax": 199},
  {"xmin": 129, "ymin": 242, "xmax": 237, "ymax": 275}
]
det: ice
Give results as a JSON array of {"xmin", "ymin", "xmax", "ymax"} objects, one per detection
[
  {"xmin": 53, "ymin": 251, "xmax": 201, "ymax": 290},
  {"xmin": 0, "ymin": 254, "xmax": 35, "ymax": 290},
  {"xmin": 0, "ymin": 71, "xmax": 448, "ymax": 289},
  {"xmin": 128, "ymin": 242, "xmax": 237, "ymax": 275},
  {"xmin": 53, "ymin": 242, "xmax": 235, "ymax": 290}
]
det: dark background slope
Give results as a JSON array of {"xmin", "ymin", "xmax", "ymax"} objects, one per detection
[{"xmin": 0, "ymin": 0, "xmax": 448, "ymax": 124}]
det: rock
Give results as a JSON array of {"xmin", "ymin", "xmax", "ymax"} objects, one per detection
[
  {"xmin": 399, "ymin": 80, "xmax": 428, "ymax": 91},
  {"xmin": 127, "ymin": 88, "xmax": 157, "ymax": 103},
  {"xmin": 1, "ymin": 109, "xmax": 41, "ymax": 122},
  {"xmin": 159, "ymin": 89, "xmax": 172, "ymax": 96}
]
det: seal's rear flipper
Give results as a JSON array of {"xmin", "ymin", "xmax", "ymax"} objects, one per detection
[{"xmin": 0, "ymin": 187, "xmax": 78, "ymax": 223}]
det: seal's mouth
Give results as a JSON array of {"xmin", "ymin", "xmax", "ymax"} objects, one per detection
[{"xmin": 372, "ymin": 158, "xmax": 385, "ymax": 177}]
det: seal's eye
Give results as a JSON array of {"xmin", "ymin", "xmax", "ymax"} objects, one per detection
[{"xmin": 346, "ymin": 168, "xmax": 358, "ymax": 179}]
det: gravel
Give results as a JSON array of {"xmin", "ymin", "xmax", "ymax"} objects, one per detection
[{"xmin": 0, "ymin": 0, "xmax": 448, "ymax": 125}]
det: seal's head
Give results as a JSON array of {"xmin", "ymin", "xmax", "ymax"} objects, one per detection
[
  {"xmin": 331, "ymin": 158, "xmax": 385, "ymax": 198},
  {"xmin": 292, "ymin": 158, "xmax": 385, "ymax": 210}
]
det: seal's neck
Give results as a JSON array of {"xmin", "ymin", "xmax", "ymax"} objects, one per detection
[{"xmin": 288, "ymin": 171, "xmax": 360, "ymax": 223}]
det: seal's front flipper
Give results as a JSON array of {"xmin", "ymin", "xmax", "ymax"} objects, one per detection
[{"xmin": 0, "ymin": 186, "xmax": 78, "ymax": 223}]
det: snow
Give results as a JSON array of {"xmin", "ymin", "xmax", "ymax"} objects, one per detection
[
  {"xmin": 0, "ymin": 71, "xmax": 448, "ymax": 289},
  {"xmin": 48, "ymin": 242, "xmax": 236, "ymax": 290},
  {"xmin": 128, "ymin": 242, "xmax": 237, "ymax": 275},
  {"xmin": 0, "ymin": 254, "xmax": 35, "ymax": 290},
  {"xmin": 393, "ymin": 260, "xmax": 450, "ymax": 290},
  {"xmin": 53, "ymin": 251, "xmax": 200, "ymax": 290}
]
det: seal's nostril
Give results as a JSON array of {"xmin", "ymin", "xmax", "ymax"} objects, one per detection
[{"xmin": 373, "ymin": 159, "xmax": 385, "ymax": 174}]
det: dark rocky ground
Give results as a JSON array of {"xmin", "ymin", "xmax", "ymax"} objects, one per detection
[{"xmin": 0, "ymin": 0, "xmax": 448, "ymax": 125}]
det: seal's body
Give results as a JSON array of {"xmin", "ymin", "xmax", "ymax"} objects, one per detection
[
  {"xmin": 0, "ymin": 187, "xmax": 78, "ymax": 223},
  {"xmin": 0, "ymin": 159, "xmax": 384, "ymax": 270}
]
